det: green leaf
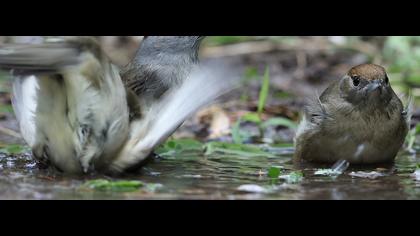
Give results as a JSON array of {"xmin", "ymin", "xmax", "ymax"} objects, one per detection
[
  {"xmin": 274, "ymin": 91, "xmax": 292, "ymax": 99},
  {"xmin": 233, "ymin": 112, "xmax": 263, "ymax": 143},
  {"xmin": 0, "ymin": 105, "xmax": 13, "ymax": 114},
  {"xmin": 0, "ymin": 144, "xmax": 28, "ymax": 154},
  {"xmin": 243, "ymin": 67, "xmax": 259, "ymax": 82},
  {"xmin": 203, "ymin": 142, "xmax": 275, "ymax": 158},
  {"xmin": 231, "ymin": 120, "xmax": 243, "ymax": 144},
  {"xmin": 405, "ymin": 128, "xmax": 416, "ymax": 151},
  {"xmin": 156, "ymin": 139, "xmax": 203, "ymax": 156},
  {"xmin": 257, "ymin": 66, "xmax": 270, "ymax": 116},
  {"xmin": 268, "ymin": 166, "xmax": 281, "ymax": 178},
  {"xmin": 261, "ymin": 117, "xmax": 297, "ymax": 129},
  {"xmin": 83, "ymin": 179, "xmax": 144, "ymax": 192},
  {"xmin": 405, "ymin": 123, "xmax": 420, "ymax": 151},
  {"xmin": 204, "ymin": 36, "xmax": 255, "ymax": 46},
  {"xmin": 241, "ymin": 112, "xmax": 261, "ymax": 124},
  {"xmin": 231, "ymin": 115, "xmax": 259, "ymax": 144},
  {"xmin": 270, "ymin": 143, "xmax": 294, "ymax": 148},
  {"xmin": 167, "ymin": 140, "xmax": 177, "ymax": 149}
]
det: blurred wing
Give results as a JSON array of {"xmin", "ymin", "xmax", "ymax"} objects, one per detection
[
  {"xmin": 109, "ymin": 65, "xmax": 239, "ymax": 173},
  {"xmin": 0, "ymin": 43, "xmax": 81, "ymax": 74}
]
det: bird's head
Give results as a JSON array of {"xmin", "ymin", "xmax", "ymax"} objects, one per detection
[
  {"xmin": 137, "ymin": 36, "xmax": 204, "ymax": 61},
  {"xmin": 339, "ymin": 64, "xmax": 394, "ymax": 108}
]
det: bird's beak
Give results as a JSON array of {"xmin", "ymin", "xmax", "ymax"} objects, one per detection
[{"xmin": 365, "ymin": 80, "xmax": 382, "ymax": 93}]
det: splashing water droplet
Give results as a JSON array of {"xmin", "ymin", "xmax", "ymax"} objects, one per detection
[{"xmin": 332, "ymin": 159, "xmax": 350, "ymax": 173}]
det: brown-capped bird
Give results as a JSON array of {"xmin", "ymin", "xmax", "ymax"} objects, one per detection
[{"xmin": 294, "ymin": 64, "xmax": 411, "ymax": 164}]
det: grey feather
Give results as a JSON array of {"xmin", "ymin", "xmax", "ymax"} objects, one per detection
[{"xmin": 121, "ymin": 36, "xmax": 204, "ymax": 109}]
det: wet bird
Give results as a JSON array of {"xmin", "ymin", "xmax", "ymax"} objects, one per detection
[
  {"xmin": 0, "ymin": 36, "xmax": 232, "ymax": 174},
  {"xmin": 294, "ymin": 64, "xmax": 411, "ymax": 164}
]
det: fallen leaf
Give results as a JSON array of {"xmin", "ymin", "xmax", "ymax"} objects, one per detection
[
  {"xmin": 82, "ymin": 179, "xmax": 144, "ymax": 192},
  {"xmin": 208, "ymin": 106, "xmax": 231, "ymax": 139}
]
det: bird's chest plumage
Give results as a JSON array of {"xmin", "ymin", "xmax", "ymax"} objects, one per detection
[
  {"xmin": 325, "ymin": 107, "xmax": 402, "ymax": 142},
  {"xmin": 295, "ymin": 101, "xmax": 408, "ymax": 164}
]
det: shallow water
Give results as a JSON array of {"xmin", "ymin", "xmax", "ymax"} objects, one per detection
[
  {"xmin": 3, "ymin": 39, "xmax": 418, "ymax": 200},
  {"xmin": 0, "ymin": 148, "xmax": 419, "ymax": 200}
]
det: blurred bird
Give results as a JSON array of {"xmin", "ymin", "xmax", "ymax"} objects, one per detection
[
  {"xmin": 0, "ymin": 36, "xmax": 234, "ymax": 174},
  {"xmin": 294, "ymin": 64, "xmax": 411, "ymax": 164}
]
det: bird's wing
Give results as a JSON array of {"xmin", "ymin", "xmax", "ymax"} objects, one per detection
[
  {"xmin": 306, "ymin": 92, "xmax": 329, "ymax": 125},
  {"xmin": 109, "ymin": 66, "xmax": 239, "ymax": 173},
  {"xmin": 295, "ymin": 92, "xmax": 329, "ymax": 141}
]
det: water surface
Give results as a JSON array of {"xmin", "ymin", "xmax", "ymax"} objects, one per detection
[{"xmin": 0, "ymin": 149, "xmax": 419, "ymax": 200}]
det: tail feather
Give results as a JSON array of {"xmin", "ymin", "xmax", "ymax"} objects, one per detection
[{"xmin": 0, "ymin": 43, "xmax": 82, "ymax": 74}]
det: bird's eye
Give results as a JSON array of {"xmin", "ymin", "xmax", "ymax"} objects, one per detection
[
  {"xmin": 384, "ymin": 75, "xmax": 389, "ymax": 85},
  {"xmin": 351, "ymin": 76, "xmax": 360, "ymax": 86}
]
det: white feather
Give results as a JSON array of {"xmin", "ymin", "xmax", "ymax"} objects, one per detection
[{"xmin": 11, "ymin": 75, "xmax": 38, "ymax": 146}]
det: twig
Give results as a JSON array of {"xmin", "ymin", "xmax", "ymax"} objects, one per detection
[
  {"xmin": 201, "ymin": 38, "xmax": 383, "ymax": 60},
  {"xmin": 201, "ymin": 41, "xmax": 331, "ymax": 58},
  {"xmin": 0, "ymin": 126, "xmax": 21, "ymax": 138}
]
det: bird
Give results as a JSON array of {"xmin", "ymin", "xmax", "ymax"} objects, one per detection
[
  {"xmin": 294, "ymin": 64, "xmax": 411, "ymax": 164},
  {"xmin": 0, "ymin": 36, "xmax": 234, "ymax": 174}
]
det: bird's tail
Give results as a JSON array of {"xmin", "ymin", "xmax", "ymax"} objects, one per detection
[
  {"xmin": 0, "ymin": 37, "xmax": 101, "ymax": 74},
  {"xmin": 0, "ymin": 44, "xmax": 81, "ymax": 74}
]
